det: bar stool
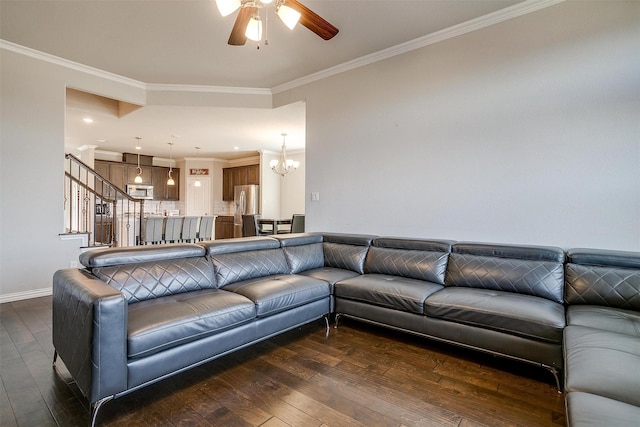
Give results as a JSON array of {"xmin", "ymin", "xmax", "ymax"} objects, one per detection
[
  {"xmin": 196, "ymin": 216, "xmax": 214, "ymax": 241},
  {"xmin": 164, "ymin": 216, "xmax": 183, "ymax": 243},
  {"xmin": 141, "ymin": 217, "xmax": 164, "ymax": 245},
  {"xmin": 180, "ymin": 216, "xmax": 199, "ymax": 243}
]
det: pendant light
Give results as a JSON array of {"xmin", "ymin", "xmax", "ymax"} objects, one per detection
[
  {"xmin": 134, "ymin": 137, "xmax": 143, "ymax": 183},
  {"xmin": 167, "ymin": 142, "xmax": 175, "ymax": 186},
  {"xmin": 270, "ymin": 133, "xmax": 299, "ymax": 177},
  {"xmin": 194, "ymin": 147, "xmax": 201, "ymax": 187}
]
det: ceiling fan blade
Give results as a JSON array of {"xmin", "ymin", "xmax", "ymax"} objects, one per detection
[
  {"xmin": 228, "ymin": 6, "xmax": 257, "ymax": 46},
  {"xmin": 284, "ymin": 0, "xmax": 339, "ymax": 40}
]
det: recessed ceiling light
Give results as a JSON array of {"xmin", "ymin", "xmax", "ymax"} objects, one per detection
[
  {"xmin": 233, "ymin": 146, "xmax": 240, "ymax": 150},
  {"xmin": 83, "ymin": 117, "xmax": 94, "ymax": 124},
  {"xmin": 97, "ymin": 138, "xmax": 107, "ymax": 143}
]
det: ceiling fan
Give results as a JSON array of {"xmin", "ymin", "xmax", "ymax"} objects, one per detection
[{"xmin": 216, "ymin": 0, "xmax": 339, "ymax": 46}]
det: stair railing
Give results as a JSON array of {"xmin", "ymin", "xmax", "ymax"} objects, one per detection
[{"xmin": 64, "ymin": 153, "xmax": 145, "ymax": 247}]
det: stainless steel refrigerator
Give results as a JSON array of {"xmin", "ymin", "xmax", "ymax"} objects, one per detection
[{"xmin": 233, "ymin": 185, "xmax": 259, "ymax": 237}]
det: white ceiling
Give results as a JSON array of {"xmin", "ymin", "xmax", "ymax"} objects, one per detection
[{"xmin": 1, "ymin": 0, "xmax": 524, "ymax": 160}]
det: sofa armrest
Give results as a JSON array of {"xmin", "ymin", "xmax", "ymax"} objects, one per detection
[{"xmin": 52, "ymin": 268, "xmax": 127, "ymax": 404}]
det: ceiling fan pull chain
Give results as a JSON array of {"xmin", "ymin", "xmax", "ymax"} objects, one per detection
[{"xmin": 264, "ymin": 6, "xmax": 269, "ymax": 45}]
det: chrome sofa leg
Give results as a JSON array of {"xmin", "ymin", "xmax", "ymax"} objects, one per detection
[
  {"xmin": 91, "ymin": 395, "xmax": 114, "ymax": 427},
  {"xmin": 543, "ymin": 364, "xmax": 562, "ymax": 393},
  {"xmin": 52, "ymin": 350, "xmax": 58, "ymax": 366},
  {"xmin": 323, "ymin": 315, "xmax": 330, "ymax": 337},
  {"xmin": 334, "ymin": 313, "xmax": 342, "ymax": 328}
]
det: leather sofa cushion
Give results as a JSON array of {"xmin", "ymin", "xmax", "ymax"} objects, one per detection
[
  {"xmin": 364, "ymin": 246, "xmax": 449, "ymax": 285},
  {"xmin": 80, "ymin": 243, "xmax": 206, "ymax": 268},
  {"xmin": 425, "ymin": 288, "xmax": 565, "ymax": 343},
  {"xmin": 565, "ymin": 263, "xmax": 640, "ymax": 310},
  {"xmin": 564, "ymin": 325, "xmax": 640, "ymax": 407},
  {"xmin": 223, "ymin": 275, "xmax": 330, "ymax": 318},
  {"xmin": 92, "ymin": 256, "xmax": 216, "ymax": 303},
  {"xmin": 282, "ymin": 242, "xmax": 324, "ymax": 274},
  {"xmin": 446, "ymin": 252, "xmax": 564, "ymax": 303},
  {"xmin": 127, "ymin": 289, "xmax": 256, "ymax": 359},
  {"xmin": 299, "ymin": 267, "xmax": 360, "ymax": 292},
  {"xmin": 566, "ymin": 391, "xmax": 640, "ymax": 427},
  {"xmin": 566, "ymin": 305, "xmax": 640, "ymax": 337},
  {"xmin": 335, "ymin": 274, "xmax": 444, "ymax": 315},
  {"xmin": 211, "ymin": 248, "xmax": 290, "ymax": 287},
  {"xmin": 324, "ymin": 242, "xmax": 369, "ymax": 274}
]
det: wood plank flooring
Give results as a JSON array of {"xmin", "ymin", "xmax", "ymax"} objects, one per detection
[{"xmin": 1, "ymin": 296, "xmax": 566, "ymax": 426}]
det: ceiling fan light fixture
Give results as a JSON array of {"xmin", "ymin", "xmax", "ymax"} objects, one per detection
[
  {"xmin": 216, "ymin": 0, "xmax": 241, "ymax": 17},
  {"xmin": 245, "ymin": 15, "xmax": 263, "ymax": 41},
  {"xmin": 276, "ymin": 4, "xmax": 301, "ymax": 30}
]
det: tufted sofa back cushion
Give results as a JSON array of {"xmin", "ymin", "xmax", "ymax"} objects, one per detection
[
  {"xmin": 211, "ymin": 248, "xmax": 290, "ymax": 287},
  {"xmin": 446, "ymin": 242, "xmax": 565, "ymax": 303},
  {"xmin": 565, "ymin": 248, "xmax": 640, "ymax": 310},
  {"xmin": 321, "ymin": 233, "xmax": 376, "ymax": 274},
  {"xmin": 276, "ymin": 234, "xmax": 325, "ymax": 274},
  {"xmin": 92, "ymin": 256, "xmax": 216, "ymax": 304},
  {"xmin": 365, "ymin": 238, "xmax": 453, "ymax": 284}
]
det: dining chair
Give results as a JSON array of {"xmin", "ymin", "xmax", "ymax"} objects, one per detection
[
  {"xmin": 242, "ymin": 215, "xmax": 269, "ymax": 237},
  {"xmin": 291, "ymin": 214, "xmax": 305, "ymax": 233}
]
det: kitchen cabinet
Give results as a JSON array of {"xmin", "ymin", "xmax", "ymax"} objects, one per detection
[
  {"xmin": 222, "ymin": 164, "xmax": 259, "ymax": 201},
  {"xmin": 151, "ymin": 166, "xmax": 180, "ymax": 201},
  {"xmin": 94, "ymin": 160, "xmax": 127, "ymax": 192},
  {"xmin": 95, "ymin": 160, "xmax": 179, "ymax": 200},
  {"xmin": 127, "ymin": 165, "xmax": 152, "ymax": 185},
  {"xmin": 215, "ymin": 216, "xmax": 235, "ymax": 239}
]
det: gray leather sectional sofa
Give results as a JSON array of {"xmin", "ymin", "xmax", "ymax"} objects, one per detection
[{"xmin": 52, "ymin": 232, "xmax": 640, "ymax": 426}]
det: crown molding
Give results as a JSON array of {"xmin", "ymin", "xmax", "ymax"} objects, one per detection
[
  {"xmin": 147, "ymin": 83, "xmax": 271, "ymax": 96},
  {"xmin": 0, "ymin": 39, "xmax": 147, "ymax": 90},
  {"xmin": 271, "ymin": 0, "xmax": 565, "ymax": 94},
  {"xmin": 2, "ymin": 0, "xmax": 564, "ymax": 96}
]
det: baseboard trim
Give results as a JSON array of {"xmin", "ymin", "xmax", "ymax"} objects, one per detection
[{"xmin": 0, "ymin": 288, "xmax": 52, "ymax": 304}]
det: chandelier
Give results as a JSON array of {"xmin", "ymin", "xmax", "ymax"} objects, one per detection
[{"xmin": 270, "ymin": 133, "xmax": 299, "ymax": 177}]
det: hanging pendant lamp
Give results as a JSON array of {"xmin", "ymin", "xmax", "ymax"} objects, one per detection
[
  {"xmin": 194, "ymin": 147, "xmax": 201, "ymax": 187},
  {"xmin": 167, "ymin": 142, "xmax": 175, "ymax": 186},
  {"xmin": 134, "ymin": 137, "xmax": 143, "ymax": 183}
]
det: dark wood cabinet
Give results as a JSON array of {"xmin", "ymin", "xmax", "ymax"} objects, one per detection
[
  {"xmin": 127, "ymin": 165, "xmax": 152, "ymax": 185},
  {"xmin": 246, "ymin": 164, "xmax": 260, "ymax": 185},
  {"xmin": 215, "ymin": 215, "xmax": 235, "ymax": 239},
  {"xmin": 222, "ymin": 164, "xmax": 259, "ymax": 201},
  {"xmin": 152, "ymin": 166, "xmax": 180, "ymax": 201},
  {"xmin": 95, "ymin": 160, "xmax": 179, "ymax": 200},
  {"xmin": 95, "ymin": 160, "xmax": 127, "ymax": 192}
]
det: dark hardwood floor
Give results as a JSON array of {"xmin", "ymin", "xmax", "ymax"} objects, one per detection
[{"xmin": 1, "ymin": 296, "xmax": 565, "ymax": 426}]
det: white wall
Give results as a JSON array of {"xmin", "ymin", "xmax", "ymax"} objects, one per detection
[
  {"xmin": 0, "ymin": 48, "xmax": 147, "ymax": 300},
  {"xmin": 275, "ymin": 1, "xmax": 640, "ymax": 251}
]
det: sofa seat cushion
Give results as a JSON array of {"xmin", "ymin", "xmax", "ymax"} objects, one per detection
[
  {"xmin": 335, "ymin": 274, "xmax": 443, "ymax": 315},
  {"xmin": 299, "ymin": 267, "xmax": 360, "ymax": 291},
  {"xmin": 424, "ymin": 287, "xmax": 565, "ymax": 343},
  {"xmin": 127, "ymin": 289, "xmax": 256, "ymax": 359},
  {"xmin": 223, "ymin": 275, "xmax": 330, "ymax": 318},
  {"xmin": 566, "ymin": 391, "xmax": 640, "ymax": 427},
  {"xmin": 567, "ymin": 305, "xmax": 640, "ymax": 337},
  {"xmin": 564, "ymin": 325, "xmax": 640, "ymax": 407}
]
